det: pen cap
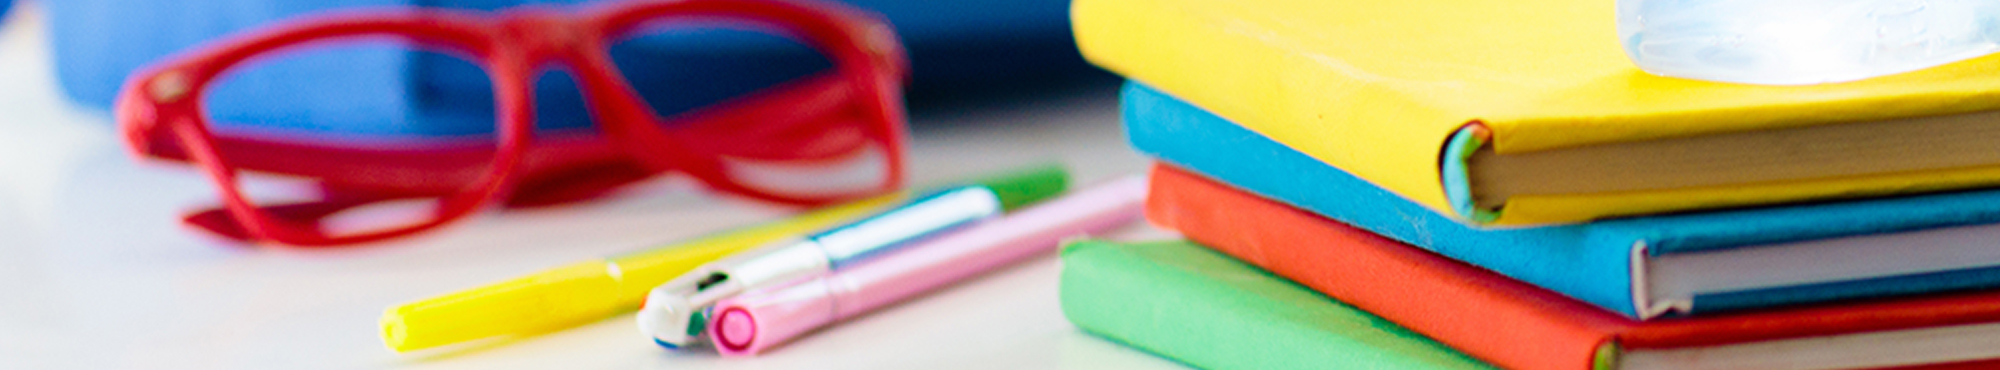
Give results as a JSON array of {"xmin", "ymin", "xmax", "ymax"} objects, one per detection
[
  {"xmin": 957, "ymin": 163, "xmax": 1069, "ymax": 211},
  {"xmin": 710, "ymin": 277, "xmax": 841, "ymax": 356},
  {"xmin": 636, "ymin": 236, "xmax": 831, "ymax": 348}
]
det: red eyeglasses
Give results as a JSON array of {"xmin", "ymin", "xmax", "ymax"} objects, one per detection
[{"xmin": 116, "ymin": 0, "xmax": 910, "ymax": 247}]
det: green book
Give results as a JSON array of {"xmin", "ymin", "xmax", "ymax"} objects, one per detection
[{"xmin": 1059, "ymin": 239, "xmax": 1495, "ymax": 370}]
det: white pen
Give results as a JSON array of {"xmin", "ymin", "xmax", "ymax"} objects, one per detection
[{"xmin": 637, "ymin": 174, "xmax": 1066, "ymax": 349}]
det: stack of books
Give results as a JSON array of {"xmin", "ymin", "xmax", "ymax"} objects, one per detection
[{"xmin": 1058, "ymin": 0, "xmax": 2000, "ymax": 369}]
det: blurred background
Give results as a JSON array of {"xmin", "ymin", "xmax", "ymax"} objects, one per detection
[
  {"xmin": 50, "ymin": 0, "xmax": 1112, "ymax": 135},
  {"xmin": 0, "ymin": 0, "xmax": 1173, "ymax": 368}
]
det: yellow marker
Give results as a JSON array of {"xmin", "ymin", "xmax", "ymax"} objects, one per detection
[
  {"xmin": 380, "ymin": 195, "xmax": 897, "ymax": 352},
  {"xmin": 378, "ymin": 163, "xmax": 1070, "ymax": 352}
]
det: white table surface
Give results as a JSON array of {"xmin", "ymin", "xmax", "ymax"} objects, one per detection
[{"xmin": 0, "ymin": 4, "xmax": 1188, "ymax": 369}]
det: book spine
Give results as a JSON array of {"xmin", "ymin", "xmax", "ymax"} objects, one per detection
[
  {"xmin": 1122, "ymin": 83, "xmax": 1645, "ymax": 317},
  {"xmin": 1147, "ymin": 166, "xmax": 1625, "ymax": 370},
  {"xmin": 1072, "ymin": 0, "xmax": 1465, "ymax": 213}
]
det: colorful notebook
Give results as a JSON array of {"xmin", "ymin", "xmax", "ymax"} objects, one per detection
[
  {"xmin": 1146, "ymin": 169, "xmax": 2000, "ymax": 370},
  {"xmin": 1128, "ymin": 83, "xmax": 2000, "ymax": 319},
  {"xmin": 1074, "ymin": 0, "xmax": 2000, "ymax": 225},
  {"xmin": 1059, "ymin": 239, "xmax": 1497, "ymax": 370}
]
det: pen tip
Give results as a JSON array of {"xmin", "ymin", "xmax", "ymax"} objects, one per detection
[
  {"xmin": 713, "ymin": 308, "xmax": 757, "ymax": 352},
  {"xmin": 381, "ymin": 314, "xmax": 409, "ymax": 351}
]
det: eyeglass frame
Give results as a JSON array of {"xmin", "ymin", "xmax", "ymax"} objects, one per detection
[{"xmin": 116, "ymin": 0, "xmax": 912, "ymax": 247}]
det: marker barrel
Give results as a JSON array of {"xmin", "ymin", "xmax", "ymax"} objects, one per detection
[
  {"xmin": 378, "ymin": 195, "xmax": 893, "ymax": 352},
  {"xmin": 710, "ymin": 176, "xmax": 1147, "ymax": 356},
  {"xmin": 636, "ymin": 165, "xmax": 1072, "ymax": 349}
]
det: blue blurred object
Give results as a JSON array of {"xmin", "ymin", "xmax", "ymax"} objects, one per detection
[{"xmin": 48, "ymin": 0, "xmax": 1094, "ymax": 136}]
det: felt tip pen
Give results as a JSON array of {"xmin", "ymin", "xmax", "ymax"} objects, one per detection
[
  {"xmin": 707, "ymin": 175, "xmax": 1147, "ymax": 356},
  {"xmin": 379, "ymin": 164, "xmax": 1065, "ymax": 352},
  {"xmin": 637, "ymin": 169, "xmax": 1068, "ymax": 349},
  {"xmin": 377, "ymin": 195, "xmax": 893, "ymax": 352}
]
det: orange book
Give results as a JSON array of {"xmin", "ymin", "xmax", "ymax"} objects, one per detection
[{"xmin": 1148, "ymin": 164, "xmax": 2000, "ymax": 370}]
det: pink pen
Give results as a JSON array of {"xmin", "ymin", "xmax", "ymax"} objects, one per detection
[{"xmin": 706, "ymin": 175, "xmax": 1147, "ymax": 356}]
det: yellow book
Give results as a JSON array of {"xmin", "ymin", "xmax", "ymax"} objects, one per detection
[{"xmin": 1075, "ymin": 0, "xmax": 2000, "ymax": 225}]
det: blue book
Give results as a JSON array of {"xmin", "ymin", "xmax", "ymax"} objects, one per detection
[{"xmin": 1124, "ymin": 82, "xmax": 2000, "ymax": 319}]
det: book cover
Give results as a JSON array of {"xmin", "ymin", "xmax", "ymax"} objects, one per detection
[
  {"xmin": 1127, "ymin": 82, "xmax": 2000, "ymax": 318},
  {"xmin": 1074, "ymin": 0, "xmax": 2000, "ymax": 225},
  {"xmin": 1147, "ymin": 168, "xmax": 2000, "ymax": 370},
  {"xmin": 1059, "ymin": 239, "xmax": 1497, "ymax": 370}
]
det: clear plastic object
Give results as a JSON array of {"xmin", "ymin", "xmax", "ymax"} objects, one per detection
[{"xmin": 1619, "ymin": 0, "xmax": 2000, "ymax": 85}]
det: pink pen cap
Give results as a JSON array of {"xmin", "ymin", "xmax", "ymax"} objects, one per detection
[{"xmin": 708, "ymin": 175, "xmax": 1148, "ymax": 356}]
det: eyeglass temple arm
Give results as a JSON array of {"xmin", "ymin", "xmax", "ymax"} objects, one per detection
[
  {"xmin": 135, "ymin": 127, "xmax": 630, "ymax": 190},
  {"xmin": 179, "ymin": 189, "xmax": 419, "ymax": 243}
]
